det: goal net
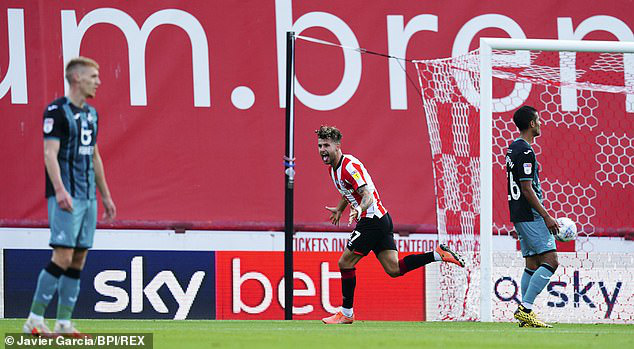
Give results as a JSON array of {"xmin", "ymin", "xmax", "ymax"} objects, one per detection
[{"xmin": 414, "ymin": 39, "xmax": 634, "ymax": 323}]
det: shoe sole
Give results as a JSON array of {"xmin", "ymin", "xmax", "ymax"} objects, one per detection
[
  {"xmin": 322, "ymin": 316, "xmax": 354, "ymax": 324},
  {"xmin": 439, "ymin": 244, "xmax": 465, "ymax": 267},
  {"xmin": 322, "ymin": 319, "xmax": 353, "ymax": 324},
  {"xmin": 514, "ymin": 312, "xmax": 552, "ymax": 328},
  {"xmin": 23, "ymin": 325, "xmax": 54, "ymax": 337}
]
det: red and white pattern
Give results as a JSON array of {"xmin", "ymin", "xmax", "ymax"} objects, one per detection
[
  {"xmin": 415, "ymin": 48, "xmax": 634, "ymax": 323},
  {"xmin": 329, "ymin": 154, "xmax": 387, "ymax": 219}
]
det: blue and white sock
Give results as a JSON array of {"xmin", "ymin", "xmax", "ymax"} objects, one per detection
[
  {"xmin": 522, "ymin": 263, "xmax": 555, "ymax": 310},
  {"xmin": 29, "ymin": 262, "xmax": 64, "ymax": 317},
  {"xmin": 57, "ymin": 268, "xmax": 81, "ymax": 321},
  {"xmin": 520, "ymin": 268, "xmax": 536, "ymax": 300}
]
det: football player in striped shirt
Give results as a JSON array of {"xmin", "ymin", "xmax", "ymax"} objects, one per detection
[{"xmin": 316, "ymin": 125, "xmax": 465, "ymax": 324}]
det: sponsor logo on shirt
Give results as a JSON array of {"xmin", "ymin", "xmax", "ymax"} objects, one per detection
[
  {"xmin": 78, "ymin": 145, "xmax": 94, "ymax": 155},
  {"xmin": 505, "ymin": 155, "xmax": 514, "ymax": 169},
  {"xmin": 523, "ymin": 163, "xmax": 532, "ymax": 175},
  {"xmin": 43, "ymin": 118, "xmax": 54, "ymax": 133}
]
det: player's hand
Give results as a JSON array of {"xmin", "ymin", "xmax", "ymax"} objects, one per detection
[
  {"xmin": 325, "ymin": 206, "xmax": 343, "ymax": 225},
  {"xmin": 348, "ymin": 206, "xmax": 362, "ymax": 225},
  {"xmin": 102, "ymin": 196, "xmax": 117, "ymax": 221},
  {"xmin": 56, "ymin": 189, "xmax": 73, "ymax": 212},
  {"xmin": 544, "ymin": 215, "xmax": 559, "ymax": 236}
]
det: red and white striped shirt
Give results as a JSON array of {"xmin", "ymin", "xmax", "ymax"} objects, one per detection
[{"xmin": 329, "ymin": 154, "xmax": 387, "ymax": 219}]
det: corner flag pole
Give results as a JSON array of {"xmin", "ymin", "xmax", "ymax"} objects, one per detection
[{"xmin": 283, "ymin": 31, "xmax": 296, "ymax": 321}]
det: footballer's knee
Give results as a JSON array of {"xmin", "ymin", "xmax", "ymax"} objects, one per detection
[
  {"xmin": 541, "ymin": 253, "xmax": 559, "ymax": 271},
  {"xmin": 338, "ymin": 250, "xmax": 362, "ymax": 269},
  {"xmin": 545, "ymin": 259, "xmax": 559, "ymax": 271},
  {"xmin": 51, "ymin": 252, "xmax": 72, "ymax": 270},
  {"xmin": 382, "ymin": 261, "xmax": 401, "ymax": 278},
  {"xmin": 70, "ymin": 249, "xmax": 88, "ymax": 270},
  {"xmin": 386, "ymin": 268, "xmax": 401, "ymax": 278},
  {"xmin": 338, "ymin": 257, "xmax": 354, "ymax": 270}
]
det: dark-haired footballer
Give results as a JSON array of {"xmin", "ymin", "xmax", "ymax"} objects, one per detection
[
  {"xmin": 316, "ymin": 125, "xmax": 465, "ymax": 324},
  {"xmin": 506, "ymin": 106, "xmax": 560, "ymax": 328}
]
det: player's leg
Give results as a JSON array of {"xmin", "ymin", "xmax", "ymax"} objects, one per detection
[
  {"xmin": 55, "ymin": 248, "xmax": 87, "ymax": 334},
  {"xmin": 322, "ymin": 249, "xmax": 363, "ymax": 324},
  {"xmin": 323, "ymin": 219, "xmax": 377, "ymax": 324},
  {"xmin": 391, "ymin": 245, "xmax": 465, "ymax": 276},
  {"xmin": 24, "ymin": 247, "xmax": 72, "ymax": 336},
  {"xmin": 374, "ymin": 214, "xmax": 402, "ymax": 277},
  {"xmin": 376, "ymin": 250, "xmax": 401, "ymax": 277},
  {"xmin": 375, "ymin": 213, "xmax": 463, "ymax": 277},
  {"xmin": 55, "ymin": 199, "xmax": 95, "ymax": 337},
  {"xmin": 521, "ymin": 256, "xmax": 539, "ymax": 300},
  {"xmin": 513, "ymin": 218, "xmax": 555, "ymax": 328},
  {"xmin": 523, "ymin": 251, "xmax": 558, "ymax": 309},
  {"xmin": 338, "ymin": 249, "xmax": 364, "ymax": 314},
  {"xmin": 24, "ymin": 197, "xmax": 76, "ymax": 336},
  {"xmin": 376, "ymin": 242, "xmax": 437, "ymax": 277},
  {"xmin": 377, "ymin": 244, "xmax": 465, "ymax": 277},
  {"xmin": 515, "ymin": 255, "xmax": 538, "ymax": 327}
]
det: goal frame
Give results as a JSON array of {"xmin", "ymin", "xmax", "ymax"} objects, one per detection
[{"xmin": 479, "ymin": 37, "xmax": 634, "ymax": 322}]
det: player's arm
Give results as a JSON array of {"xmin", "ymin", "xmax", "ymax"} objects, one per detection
[
  {"xmin": 93, "ymin": 144, "xmax": 116, "ymax": 221},
  {"xmin": 349, "ymin": 184, "xmax": 374, "ymax": 224},
  {"xmin": 325, "ymin": 196, "xmax": 348, "ymax": 225},
  {"xmin": 44, "ymin": 139, "xmax": 73, "ymax": 212},
  {"xmin": 519, "ymin": 181, "xmax": 559, "ymax": 235}
]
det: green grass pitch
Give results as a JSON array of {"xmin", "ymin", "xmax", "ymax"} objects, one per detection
[{"xmin": 1, "ymin": 319, "xmax": 633, "ymax": 349}]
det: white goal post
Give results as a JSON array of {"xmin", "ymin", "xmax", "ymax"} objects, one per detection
[{"xmin": 479, "ymin": 38, "xmax": 634, "ymax": 322}]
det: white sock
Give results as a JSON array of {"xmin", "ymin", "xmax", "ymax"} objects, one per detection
[
  {"xmin": 56, "ymin": 319, "xmax": 71, "ymax": 327},
  {"xmin": 341, "ymin": 307, "xmax": 353, "ymax": 317},
  {"xmin": 28, "ymin": 313, "xmax": 44, "ymax": 322},
  {"xmin": 433, "ymin": 250, "xmax": 442, "ymax": 261},
  {"xmin": 521, "ymin": 302, "xmax": 533, "ymax": 310}
]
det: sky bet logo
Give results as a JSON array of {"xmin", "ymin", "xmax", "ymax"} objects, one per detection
[
  {"xmin": 495, "ymin": 271, "xmax": 622, "ymax": 318},
  {"xmin": 92, "ymin": 253, "xmax": 212, "ymax": 320}
]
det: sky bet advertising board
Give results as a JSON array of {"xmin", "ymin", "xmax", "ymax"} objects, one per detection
[
  {"xmin": 2, "ymin": 249, "xmax": 424, "ymax": 320},
  {"xmin": 3, "ymin": 250, "xmax": 216, "ymax": 320},
  {"xmin": 2, "ymin": 235, "xmax": 631, "ymax": 322}
]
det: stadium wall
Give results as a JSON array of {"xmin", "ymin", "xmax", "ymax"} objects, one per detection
[
  {"xmin": 1, "ymin": 1, "xmax": 634, "ymax": 234},
  {"xmin": 2, "ymin": 228, "xmax": 633, "ymax": 322}
]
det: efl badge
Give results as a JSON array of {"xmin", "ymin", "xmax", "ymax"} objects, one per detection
[
  {"xmin": 351, "ymin": 170, "xmax": 361, "ymax": 181},
  {"xmin": 523, "ymin": 163, "xmax": 532, "ymax": 175},
  {"xmin": 43, "ymin": 118, "xmax": 54, "ymax": 134}
]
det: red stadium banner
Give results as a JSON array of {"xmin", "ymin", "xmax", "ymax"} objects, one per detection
[
  {"xmin": 1, "ymin": 1, "xmax": 633, "ymax": 235},
  {"xmin": 215, "ymin": 251, "xmax": 425, "ymax": 320}
]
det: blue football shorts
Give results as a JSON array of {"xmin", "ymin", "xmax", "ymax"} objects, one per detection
[
  {"xmin": 513, "ymin": 213, "xmax": 557, "ymax": 257},
  {"xmin": 47, "ymin": 197, "xmax": 97, "ymax": 249}
]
